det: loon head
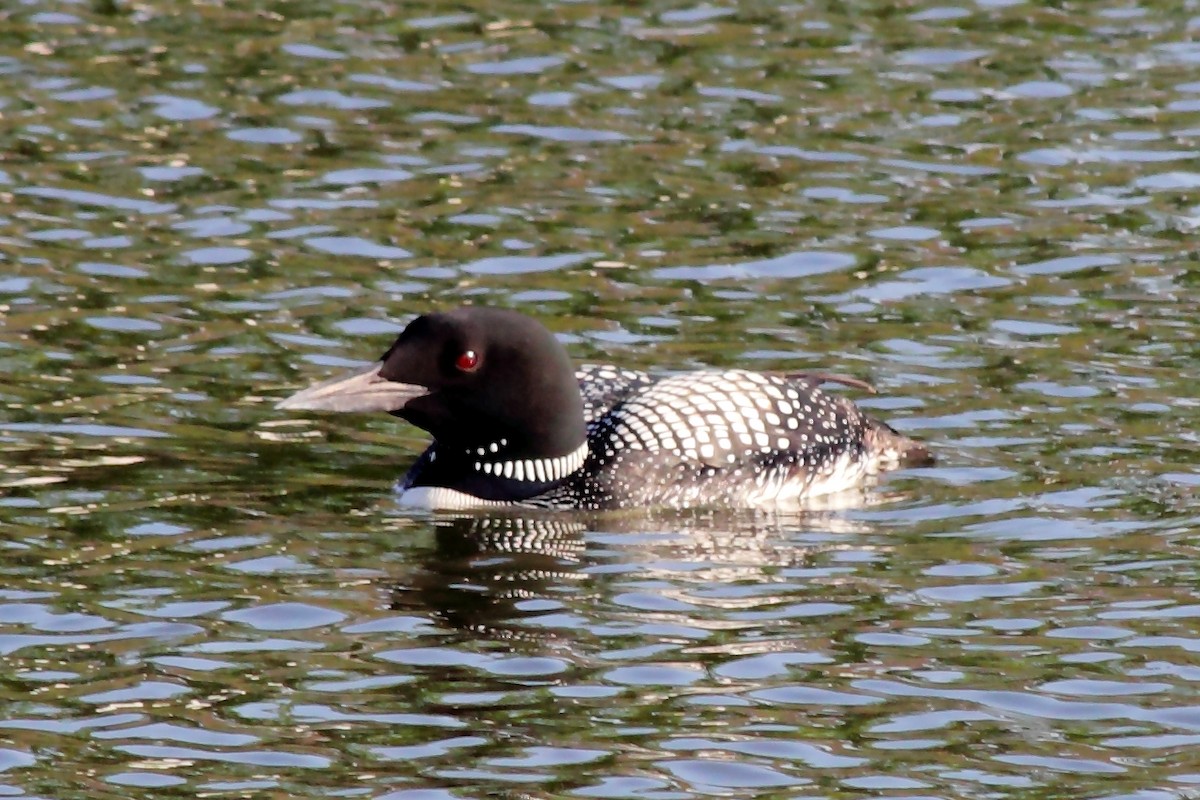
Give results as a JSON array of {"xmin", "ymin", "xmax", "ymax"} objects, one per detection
[{"xmin": 277, "ymin": 307, "xmax": 588, "ymax": 459}]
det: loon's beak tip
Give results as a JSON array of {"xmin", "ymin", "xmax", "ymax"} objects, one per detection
[{"xmin": 275, "ymin": 393, "xmax": 310, "ymax": 412}]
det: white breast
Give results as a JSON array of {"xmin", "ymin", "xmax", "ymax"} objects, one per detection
[{"xmin": 396, "ymin": 485, "xmax": 509, "ymax": 510}]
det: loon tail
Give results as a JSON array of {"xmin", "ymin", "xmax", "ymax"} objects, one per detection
[
  {"xmin": 864, "ymin": 417, "xmax": 933, "ymax": 470},
  {"xmin": 788, "ymin": 371, "xmax": 932, "ymax": 470}
]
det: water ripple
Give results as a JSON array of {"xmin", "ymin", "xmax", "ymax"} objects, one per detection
[{"xmin": 4, "ymin": 2, "xmax": 1198, "ymax": 797}]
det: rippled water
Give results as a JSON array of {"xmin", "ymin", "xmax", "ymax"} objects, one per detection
[{"xmin": 2, "ymin": 0, "xmax": 1199, "ymax": 797}]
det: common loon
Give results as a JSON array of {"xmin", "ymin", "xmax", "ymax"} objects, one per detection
[{"xmin": 277, "ymin": 307, "xmax": 930, "ymax": 510}]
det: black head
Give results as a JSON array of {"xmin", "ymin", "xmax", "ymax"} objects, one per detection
[{"xmin": 278, "ymin": 307, "xmax": 587, "ymax": 458}]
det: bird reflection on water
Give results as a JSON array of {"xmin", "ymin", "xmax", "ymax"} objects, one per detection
[
  {"xmin": 389, "ymin": 513, "xmax": 591, "ymax": 641},
  {"xmin": 388, "ymin": 497, "xmax": 893, "ymax": 642}
]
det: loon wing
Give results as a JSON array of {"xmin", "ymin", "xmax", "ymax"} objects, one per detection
[{"xmin": 575, "ymin": 365, "xmax": 657, "ymax": 425}]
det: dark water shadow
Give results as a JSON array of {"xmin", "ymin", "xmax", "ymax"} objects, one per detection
[
  {"xmin": 387, "ymin": 504, "xmax": 888, "ymax": 642},
  {"xmin": 389, "ymin": 513, "xmax": 591, "ymax": 640}
]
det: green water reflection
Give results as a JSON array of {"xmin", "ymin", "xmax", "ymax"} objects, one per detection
[{"xmin": 1, "ymin": 0, "xmax": 1198, "ymax": 798}]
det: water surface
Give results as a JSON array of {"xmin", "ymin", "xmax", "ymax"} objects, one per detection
[{"xmin": 1, "ymin": 1, "xmax": 1198, "ymax": 798}]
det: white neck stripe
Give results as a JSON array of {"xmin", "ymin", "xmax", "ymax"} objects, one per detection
[{"xmin": 472, "ymin": 441, "xmax": 587, "ymax": 484}]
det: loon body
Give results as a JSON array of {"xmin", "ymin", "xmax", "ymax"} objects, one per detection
[{"xmin": 278, "ymin": 307, "xmax": 929, "ymax": 511}]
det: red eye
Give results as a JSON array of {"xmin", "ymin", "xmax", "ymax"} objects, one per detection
[{"xmin": 455, "ymin": 350, "xmax": 479, "ymax": 372}]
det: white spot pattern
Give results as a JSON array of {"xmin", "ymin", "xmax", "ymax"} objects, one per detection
[
  {"xmin": 399, "ymin": 365, "xmax": 919, "ymax": 511},
  {"xmin": 528, "ymin": 367, "xmax": 893, "ymax": 510},
  {"xmin": 467, "ymin": 440, "xmax": 589, "ymax": 486}
]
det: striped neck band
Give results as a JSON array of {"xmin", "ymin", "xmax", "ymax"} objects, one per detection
[{"xmin": 471, "ymin": 440, "xmax": 588, "ymax": 484}]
